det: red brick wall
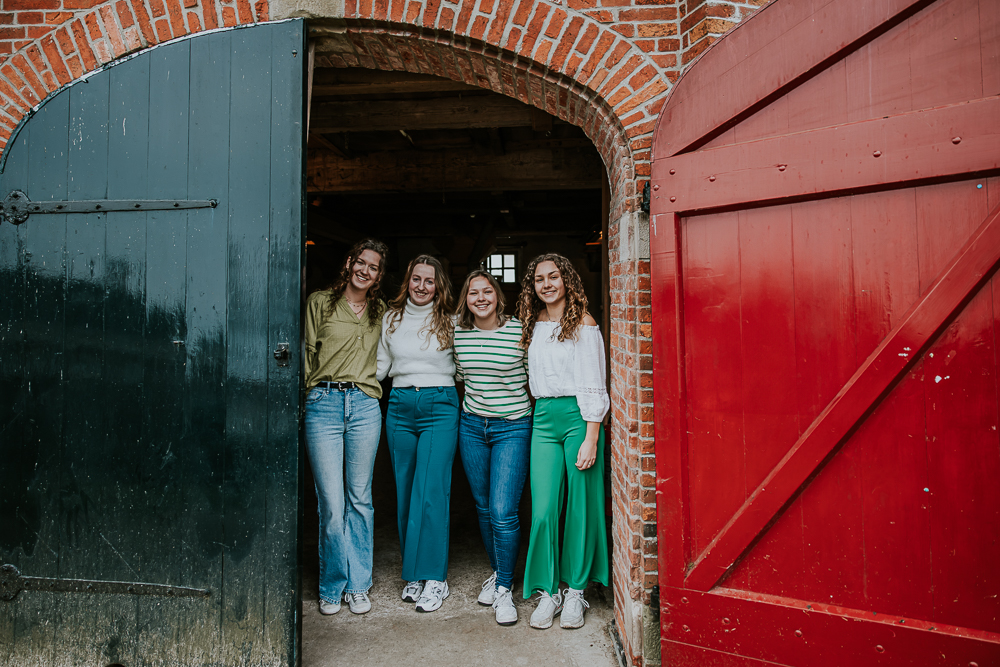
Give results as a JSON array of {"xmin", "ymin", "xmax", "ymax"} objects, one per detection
[{"xmin": 0, "ymin": 1, "xmax": 772, "ymax": 664}]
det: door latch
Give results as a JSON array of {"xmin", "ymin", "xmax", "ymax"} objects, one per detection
[{"xmin": 273, "ymin": 343, "xmax": 290, "ymax": 367}]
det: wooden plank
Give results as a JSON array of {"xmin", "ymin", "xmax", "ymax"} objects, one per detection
[
  {"xmin": 723, "ymin": 205, "xmax": 799, "ymax": 601},
  {"xmin": 15, "ymin": 89, "xmax": 70, "ymax": 667},
  {"xmin": 311, "ymin": 66, "xmax": 478, "ymax": 95},
  {"xmin": 652, "ymin": 214, "xmax": 688, "ymax": 588},
  {"xmin": 52, "ymin": 67, "xmax": 111, "ymax": 667},
  {"xmin": 134, "ymin": 38, "xmax": 194, "ymax": 666},
  {"xmin": 681, "ymin": 211, "xmax": 746, "ymax": 556},
  {"xmin": 983, "ymin": 0, "xmax": 1000, "ymax": 98},
  {"xmin": 264, "ymin": 21, "xmax": 304, "ymax": 665},
  {"xmin": 103, "ymin": 47, "xmax": 151, "ymax": 667},
  {"xmin": 310, "ymin": 95, "xmax": 535, "ymax": 132},
  {"xmin": 222, "ymin": 24, "xmax": 273, "ymax": 665},
  {"xmin": 652, "ymin": 96, "xmax": 1000, "ymax": 215},
  {"xmin": 655, "ymin": 0, "xmax": 929, "ymax": 157},
  {"xmin": 660, "ymin": 586, "xmax": 1000, "ymax": 666},
  {"xmin": 907, "ymin": 0, "xmax": 983, "ymax": 111},
  {"xmin": 179, "ymin": 28, "xmax": 232, "ymax": 665},
  {"xmin": 308, "ymin": 147, "xmax": 604, "ymax": 192},
  {"xmin": 849, "ymin": 189, "xmax": 932, "ymax": 621},
  {"xmin": 0, "ymin": 106, "xmax": 29, "ymax": 667},
  {"xmin": 684, "ymin": 199, "xmax": 1000, "ymax": 591}
]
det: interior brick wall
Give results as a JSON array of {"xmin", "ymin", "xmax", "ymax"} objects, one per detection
[{"xmin": 0, "ymin": 0, "xmax": 772, "ymax": 664}]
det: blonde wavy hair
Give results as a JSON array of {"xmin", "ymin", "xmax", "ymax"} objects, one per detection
[
  {"xmin": 516, "ymin": 253, "xmax": 589, "ymax": 349},
  {"xmin": 386, "ymin": 254, "xmax": 455, "ymax": 350},
  {"xmin": 456, "ymin": 270, "xmax": 509, "ymax": 330}
]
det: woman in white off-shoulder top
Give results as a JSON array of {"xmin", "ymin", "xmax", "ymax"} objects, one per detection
[{"xmin": 515, "ymin": 253, "xmax": 610, "ymax": 630}]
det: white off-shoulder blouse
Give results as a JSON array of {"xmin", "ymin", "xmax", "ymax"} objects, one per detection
[{"xmin": 527, "ymin": 321, "xmax": 610, "ymax": 423}]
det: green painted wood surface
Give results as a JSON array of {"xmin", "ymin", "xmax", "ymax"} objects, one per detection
[{"xmin": 0, "ymin": 20, "xmax": 305, "ymax": 667}]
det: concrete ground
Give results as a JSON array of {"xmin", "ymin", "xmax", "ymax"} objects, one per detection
[{"xmin": 300, "ymin": 441, "xmax": 619, "ymax": 667}]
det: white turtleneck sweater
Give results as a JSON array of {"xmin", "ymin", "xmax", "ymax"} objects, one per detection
[{"xmin": 376, "ymin": 299, "xmax": 456, "ymax": 387}]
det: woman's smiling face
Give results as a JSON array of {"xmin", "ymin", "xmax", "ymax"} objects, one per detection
[
  {"xmin": 533, "ymin": 260, "xmax": 565, "ymax": 306},
  {"xmin": 408, "ymin": 263, "xmax": 437, "ymax": 307},
  {"xmin": 466, "ymin": 276, "xmax": 498, "ymax": 324}
]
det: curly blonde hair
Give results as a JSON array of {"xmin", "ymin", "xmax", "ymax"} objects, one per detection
[
  {"xmin": 515, "ymin": 253, "xmax": 589, "ymax": 349},
  {"xmin": 325, "ymin": 238, "xmax": 388, "ymax": 328},
  {"xmin": 386, "ymin": 254, "xmax": 455, "ymax": 350},
  {"xmin": 456, "ymin": 270, "xmax": 509, "ymax": 330}
]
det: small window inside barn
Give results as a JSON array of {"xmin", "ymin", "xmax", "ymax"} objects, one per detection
[{"xmin": 487, "ymin": 253, "xmax": 517, "ymax": 283}]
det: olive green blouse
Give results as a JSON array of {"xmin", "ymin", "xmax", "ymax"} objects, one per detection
[{"xmin": 303, "ymin": 289, "xmax": 382, "ymax": 399}]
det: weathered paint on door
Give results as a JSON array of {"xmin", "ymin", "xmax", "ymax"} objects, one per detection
[
  {"xmin": 650, "ymin": 0, "xmax": 1000, "ymax": 664},
  {"xmin": 0, "ymin": 20, "xmax": 305, "ymax": 666}
]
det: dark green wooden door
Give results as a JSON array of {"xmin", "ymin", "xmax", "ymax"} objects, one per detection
[{"xmin": 0, "ymin": 20, "xmax": 305, "ymax": 666}]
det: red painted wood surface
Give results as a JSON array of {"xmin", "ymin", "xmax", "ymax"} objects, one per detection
[{"xmin": 651, "ymin": 0, "xmax": 1000, "ymax": 663}]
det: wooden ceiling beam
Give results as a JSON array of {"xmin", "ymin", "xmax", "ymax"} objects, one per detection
[
  {"xmin": 310, "ymin": 96, "xmax": 540, "ymax": 132},
  {"xmin": 307, "ymin": 147, "xmax": 604, "ymax": 193},
  {"xmin": 311, "ymin": 68, "xmax": 480, "ymax": 96}
]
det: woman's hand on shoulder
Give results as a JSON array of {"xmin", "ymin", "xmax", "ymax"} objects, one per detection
[{"xmin": 582, "ymin": 313, "xmax": 598, "ymax": 326}]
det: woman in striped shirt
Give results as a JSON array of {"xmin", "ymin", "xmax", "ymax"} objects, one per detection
[{"xmin": 454, "ymin": 269, "xmax": 533, "ymax": 626}]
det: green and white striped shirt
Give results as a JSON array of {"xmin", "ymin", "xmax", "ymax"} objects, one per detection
[{"xmin": 454, "ymin": 318, "xmax": 531, "ymax": 419}]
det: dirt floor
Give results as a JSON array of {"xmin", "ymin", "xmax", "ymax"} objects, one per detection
[{"xmin": 300, "ymin": 441, "xmax": 619, "ymax": 667}]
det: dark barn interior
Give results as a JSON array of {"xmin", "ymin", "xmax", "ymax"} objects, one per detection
[{"xmin": 301, "ymin": 66, "xmax": 610, "ymax": 601}]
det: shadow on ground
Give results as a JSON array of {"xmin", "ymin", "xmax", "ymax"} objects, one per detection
[{"xmin": 301, "ymin": 430, "xmax": 618, "ymax": 667}]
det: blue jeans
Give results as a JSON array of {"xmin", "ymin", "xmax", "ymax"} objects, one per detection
[
  {"xmin": 387, "ymin": 386, "xmax": 460, "ymax": 582},
  {"xmin": 458, "ymin": 409, "xmax": 532, "ymax": 590},
  {"xmin": 305, "ymin": 386, "xmax": 382, "ymax": 603}
]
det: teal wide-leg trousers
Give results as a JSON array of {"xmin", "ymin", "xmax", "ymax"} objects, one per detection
[{"xmin": 386, "ymin": 386, "xmax": 460, "ymax": 582}]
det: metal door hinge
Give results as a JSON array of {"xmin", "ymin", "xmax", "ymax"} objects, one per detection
[
  {"xmin": 0, "ymin": 190, "xmax": 218, "ymax": 226},
  {"xmin": 1, "ymin": 564, "xmax": 210, "ymax": 601}
]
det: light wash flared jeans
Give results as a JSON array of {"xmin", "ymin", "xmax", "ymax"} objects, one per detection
[{"xmin": 305, "ymin": 386, "xmax": 382, "ymax": 604}]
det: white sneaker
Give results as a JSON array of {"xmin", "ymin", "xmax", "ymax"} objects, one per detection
[
  {"xmin": 319, "ymin": 598, "xmax": 341, "ymax": 615},
  {"xmin": 401, "ymin": 580, "xmax": 424, "ymax": 603},
  {"xmin": 492, "ymin": 586, "xmax": 517, "ymax": 626},
  {"xmin": 343, "ymin": 591, "xmax": 372, "ymax": 614},
  {"xmin": 560, "ymin": 588, "xmax": 589, "ymax": 629},
  {"xmin": 478, "ymin": 571, "xmax": 498, "ymax": 606},
  {"xmin": 529, "ymin": 590, "xmax": 563, "ymax": 629},
  {"xmin": 415, "ymin": 579, "xmax": 449, "ymax": 612}
]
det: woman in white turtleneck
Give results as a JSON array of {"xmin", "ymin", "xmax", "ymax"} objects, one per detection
[{"xmin": 376, "ymin": 254, "xmax": 458, "ymax": 613}]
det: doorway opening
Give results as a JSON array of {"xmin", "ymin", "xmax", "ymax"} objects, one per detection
[{"xmin": 301, "ymin": 66, "xmax": 617, "ymax": 664}]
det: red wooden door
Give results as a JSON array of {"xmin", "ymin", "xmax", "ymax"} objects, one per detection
[{"xmin": 649, "ymin": 0, "xmax": 1000, "ymax": 664}]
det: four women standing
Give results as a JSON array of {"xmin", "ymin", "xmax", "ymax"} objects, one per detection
[{"xmin": 306, "ymin": 242, "xmax": 609, "ymax": 628}]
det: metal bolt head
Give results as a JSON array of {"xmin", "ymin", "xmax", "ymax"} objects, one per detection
[{"xmin": 0, "ymin": 564, "xmax": 25, "ymax": 601}]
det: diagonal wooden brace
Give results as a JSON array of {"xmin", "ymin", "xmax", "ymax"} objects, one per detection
[{"xmin": 684, "ymin": 200, "xmax": 1000, "ymax": 591}]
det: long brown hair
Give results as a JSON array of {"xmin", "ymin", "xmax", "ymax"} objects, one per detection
[
  {"xmin": 386, "ymin": 254, "xmax": 455, "ymax": 350},
  {"xmin": 456, "ymin": 270, "xmax": 509, "ymax": 330},
  {"xmin": 325, "ymin": 238, "xmax": 388, "ymax": 328},
  {"xmin": 515, "ymin": 253, "xmax": 589, "ymax": 348}
]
